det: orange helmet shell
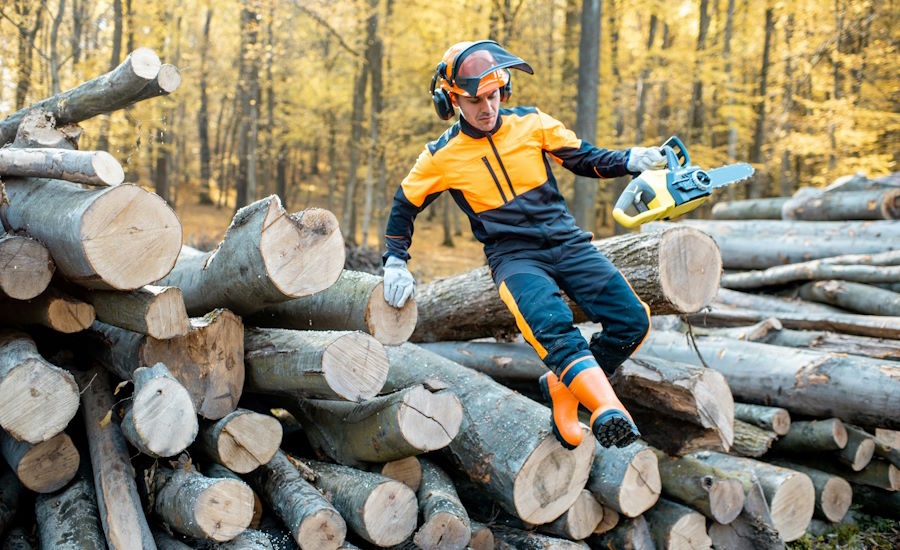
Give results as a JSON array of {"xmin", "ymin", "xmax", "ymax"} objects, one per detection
[{"xmin": 439, "ymin": 42, "xmax": 510, "ymax": 98}]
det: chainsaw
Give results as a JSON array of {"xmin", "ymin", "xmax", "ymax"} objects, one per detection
[{"xmin": 612, "ymin": 136, "xmax": 754, "ymax": 228}]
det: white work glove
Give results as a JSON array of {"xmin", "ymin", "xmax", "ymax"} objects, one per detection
[
  {"xmin": 627, "ymin": 147, "xmax": 667, "ymax": 173},
  {"xmin": 383, "ymin": 255, "xmax": 415, "ymax": 308}
]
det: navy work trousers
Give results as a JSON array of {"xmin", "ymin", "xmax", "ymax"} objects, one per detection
[{"xmin": 490, "ymin": 238, "xmax": 650, "ymax": 381}]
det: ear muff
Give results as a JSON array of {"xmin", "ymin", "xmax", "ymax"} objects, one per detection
[
  {"xmin": 500, "ymin": 71, "xmax": 512, "ymax": 102},
  {"xmin": 430, "ymin": 69, "xmax": 455, "ymax": 120}
]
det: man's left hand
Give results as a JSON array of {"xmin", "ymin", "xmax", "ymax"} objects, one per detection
[{"xmin": 627, "ymin": 147, "xmax": 667, "ymax": 173}]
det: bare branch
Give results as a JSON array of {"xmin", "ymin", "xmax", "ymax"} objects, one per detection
[{"xmin": 288, "ymin": 0, "xmax": 363, "ymax": 59}]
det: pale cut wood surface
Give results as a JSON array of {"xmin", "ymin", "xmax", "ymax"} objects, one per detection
[
  {"xmin": 203, "ymin": 463, "xmax": 264, "ymax": 530},
  {"xmin": 589, "ymin": 515, "xmax": 654, "ymax": 550},
  {"xmin": 413, "ymin": 459, "xmax": 470, "ymax": 550},
  {"xmin": 0, "ymin": 148, "xmax": 124, "ymax": 186},
  {"xmin": 770, "ymin": 460, "xmax": 852, "ymax": 523},
  {"xmin": 644, "ymin": 498, "xmax": 712, "ymax": 550},
  {"xmin": 1, "ymin": 288, "xmax": 95, "ymax": 333},
  {"xmin": 197, "ymin": 408, "xmax": 282, "ymax": 473},
  {"xmin": 586, "ymin": 441, "xmax": 661, "ymax": 518},
  {"xmin": 468, "ymin": 522, "xmax": 494, "ymax": 550},
  {"xmin": 376, "ymin": 456, "xmax": 422, "ymax": 491},
  {"xmin": 773, "ymin": 419, "xmax": 848, "ymax": 452},
  {"xmin": 10, "ymin": 110, "xmax": 79, "ymax": 150},
  {"xmin": 652, "ymin": 447, "xmax": 746, "ymax": 524},
  {"xmin": 84, "ymin": 285, "xmax": 191, "ymax": 339},
  {"xmin": 0, "ymin": 232, "xmax": 54, "ymax": 300},
  {"xmin": 120, "ymin": 363, "xmax": 198, "ymax": 458},
  {"xmin": 540, "ymin": 490, "xmax": 603, "ymax": 541},
  {"xmin": 839, "ymin": 425, "xmax": 875, "ymax": 471},
  {"xmin": 593, "ymin": 506, "xmax": 620, "ymax": 535},
  {"xmin": 0, "ymin": 431, "xmax": 79, "ymax": 493},
  {"xmin": 734, "ymin": 403, "xmax": 791, "ymax": 436}
]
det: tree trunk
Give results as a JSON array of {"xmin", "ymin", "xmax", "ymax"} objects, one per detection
[
  {"xmin": 639, "ymin": 332, "xmax": 900, "ymax": 429},
  {"xmin": 652, "ymin": 448, "xmax": 745, "ymax": 524},
  {"xmin": 748, "ymin": 5, "xmax": 774, "ymax": 185},
  {"xmin": 91, "ymin": 310, "xmax": 244, "ymax": 420},
  {"xmin": 246, "ymin": 450, "xmax": 346, "ymax": 550},
  {"xmin": 586, "ymin": 441, "xmax": 661, "ymax": 518},
  {"xmin": 80, "ymin": 285, "xmax": 191, "ymax": 339},
  {"xmin": 196, "ymin": 409, "xmax": 282, "ymax": 474},
  {"xmin": 412, "ymin": 459, "xmax": 471, "ymax": 550},
  {"xmin": 248, "ymin": 270, "xmax": 417, "ymax": 345},
  {"xmin": 734, "ymin": 403, "xmax": 791, "ymax": 435},
  {"xmin": 197, "ymin": 8, "xmax": 215, "ymax": 205},
  {"xmin": 244, "ymin": 328, "xmax": 388, "ymax": 402},
  {"xmin": 341, "ymin": 62, "xmax": 369, "ymax": 245},
  {"xmin": 384, "ymin": 344, "xmax": 596, "ymax": 524},
  {"xmin": 798, "ymin": 280, "xmax": 900, "ymax": 316},
  {"xmin": 74, "ymin": 366, "xmax": 156, "ymax": 549},
  {"xmin": 119, "ymin": 363, "xmax": 197, "ymax": 458},
  {"xmin": 0, "ymin": 48, "xmax": 164, "ymax": 146},
  {"xmin": 412, "ymin": 227, "xmax": 721, "ymax": 342},
  {"xmin": 0, "ymin": 331, "xmax": 79, "ymax": 444},
  {"xmin": 772, "ymin": 418, "xmax": 848, "ymax": 453},
  {"xmin": 731, "ymin": 420, "xmax": 777, "ymax": 458},
  {"xmin": 0, "ymin": 149, "xmax": 124, "ymax": 186},
  {"xmin": 292, "ymin": 385, "xmax": 461, "ymax": 467},
  {"xmin": 688, "ymin": 0, "xmax": 709, "ymax": 143},
  {"xmin": 0, "ymin": 288, "xmax": 94, "ymax": 333},
  {"xmin": 156, "ymin": 198, "xmax": 343, "ymax": 315},
  {"xmin": 303, "ymin": 459, "xmax": 417, "ymax": 547},
  {"xmin": 644, "ymin": 498, "xmax": 712, "ymax": 550},
  {"xmin": 767, "ymin": 460, "xmax": 851, "ymax": 523},
  {"xmin": 34, "ymin": 471, "xmax": 106, "ymax": 549},
  {"xmin": 782, "ymin": 188, "xmax": 900, "ymax": 220},
  {"xmin": 571, "ymin": 0, "xmax": 601, "ymax": 234},
  {"xmin": 1, "ymin": 179, "xmax": 181, "ymax": 290},
  {"xmin": 0, "ymin": 431, "xmax": 79, "ymax": 493},
  {"xmin": 711, "ymin": 197, "xmax": 789, "ymax": 219},
  {"xmin": 0, "ymin": 232, "xmax": 53, "ymax": 300},
  {"xmin": 235, "ymin": 3, "xmax": 261, "ymax": 210},
  {"xmin": 588, "ymin": 515, "xmax": 653, "ymax": 550}
]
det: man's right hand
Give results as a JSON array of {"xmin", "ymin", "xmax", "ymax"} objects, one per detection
[{"xmin": 383, "ymin": 255, "xmax": 415, "ymax": 308}]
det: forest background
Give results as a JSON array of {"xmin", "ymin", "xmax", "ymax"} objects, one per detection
[{"xmin": 1, "ymin": 0, "xmax": 898, "ymax": 281}]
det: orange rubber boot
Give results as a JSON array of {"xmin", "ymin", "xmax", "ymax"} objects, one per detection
[
  {"xmin": 565, "ymin": 366, "xmax": 640, "ymax": 448},
  {"xmin": 539, "ymin": 372, "xmax": 584, "ymax": 450}
]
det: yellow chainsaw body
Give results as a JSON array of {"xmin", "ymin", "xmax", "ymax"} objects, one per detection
[{"xmin": 612, "ymin": 169, "xmax": 711, "ymax": 229}]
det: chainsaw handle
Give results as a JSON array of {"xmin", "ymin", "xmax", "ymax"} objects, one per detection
[
  {"xmin": 662, "ymin": 136, "xmax": 690, "ymax": 168},
  {"xmin": 612, "ymin": 178, "xmax": 668, "ymax": 229}
]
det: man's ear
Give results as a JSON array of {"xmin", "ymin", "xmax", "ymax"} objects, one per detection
[{"xmin": 449, "ymin": 93, "xmax": 459, "ymax": 107}]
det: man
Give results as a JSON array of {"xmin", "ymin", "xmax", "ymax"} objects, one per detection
[{"xmin": 381, "ymin": 40, "xmax": 664, "ymax": 449}]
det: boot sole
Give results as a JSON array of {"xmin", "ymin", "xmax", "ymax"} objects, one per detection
[
  {"xmin": 592, "ymin": 410, "xmax": 640, "ymax": 448},
  {"xmin": 539, "ymin": 374, "xmax": 579, "ymax": 451}
]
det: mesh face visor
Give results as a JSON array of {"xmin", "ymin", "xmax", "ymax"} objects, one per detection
[{"xmin": 449, "ymin": 41, "xmax": 533, "ymax": 97}]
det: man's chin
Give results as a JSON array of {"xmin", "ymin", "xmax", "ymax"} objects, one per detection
[{"xmin": 476, "ymin": 118, "xmax": 496, "ymax": 131}]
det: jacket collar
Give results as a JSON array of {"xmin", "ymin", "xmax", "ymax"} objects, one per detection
[{"xmin": 459, "ymin": 112, "xmax": 503, "ymax": 138}]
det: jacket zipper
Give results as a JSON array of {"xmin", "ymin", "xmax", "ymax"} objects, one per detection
[
  {"xmin": 487, "ymin": 135, "xmax": 517, "ymax": 199},
  {"xmin": 481, "ymin": 156, "xmax": 507, "ymax": 203}
]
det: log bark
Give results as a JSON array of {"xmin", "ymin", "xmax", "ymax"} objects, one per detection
[
  {"xmin": 716, "ymin": 288, "xmax": 842, "ymax": 314},
  {"xmin": 0, "ymin": 288, "xmax": 95, "ymax": 333},
  {"xmin": 686, "ymin": 452, "xmax": 814, "ymax": 542},
  {"xmin": 383, "ymin": 344, "xmax": 596, "ymax": 524},
  {"xmin": 208, "ymin": 529, "xmax": 274, "ymax": 549},
  {"xmin": 74, "ymin": 366, "xmax": 156, "ymax": 549},
  {"xmin": 652, "ymin": 448, "xmax": 745, "ymax": 524},
  {"xmin": 783, "ymin": 457, "xmax": 899, "ymax": 491},
  {"xmin": 0, "ymin": 331, "xmax": 79, "ymax": 443},
  {"xmin": 0, "ymin": 430, "xmax": 78, "ymax": 493},
  {"xmin": 772, "ymin": 419, "xmax": 848, "ymax": 452},
  {"xmin": 411, "ymin": 227, "xmax": 721, "ymax": 342},
  {"xmin": 34, "ymin": 472, "xmax": 106, "ymax": 549},
  {"xmin": 540, "ymin": 490, "xmax": 604, "ymax": 541},
  {"xmin": 493, "ymin": 525, "xmax": 590, "ymax": 549},
  {"xmin": 824, "ymin": 172, "xmax": 900, "ymax": 193},
  {"xmin": 304, "ymin": 459, "xmax": 417, "ymax": 547},
  {"xmin": 151, "ymin": 461, "xmax": 254, "ymax": 542},
  {"xmin": 730, "ymin": 420, "xmax": 777, "ymax": 458},
  {"xmin": 244, "ymin": 328, "xmax": 388, "ymax": 403},
  {"xmin": 156, "ymin": 198, "xmax": 344, "ymax": 315},
  {"xmin": 131, "ymin": 63, "xmax": 182, "ymax": 102},
  {"xmin": 203, "ymin": 463, "xmax": 263, "ymax": 530},
  {"xmin": 644, "ymin": 220, "xmax": 900, "ymax": 269},
  {"xmin": 848, "ymin": 484, "xmax": 900, "ymax": 519},
  {"xmin": 626, "ymin": 408, "xmax": 729, "ymax": 455},
  {"xmin": 644, "ymin": 497, "xmax": 712, "ymax": 550},
  {"xmin": 875, "ymin": 428, "xmax": 900, "ymax": 449},
  {"xmin": 152, "ymin": 528, "xmax": 196, "ymax": 550},
  {"xmin": 722, "ymin": 250, "xmax": 900, "ymax": 289},
  {"xmin": 468, "ymin": 522, "xmax": 493, "ymax": 550},
  {"xmin": 798, "ymin": 280, "xmax": 900, "ymax": 316},
  {"xmin": 0, "ymin": 148, "xmax": 124, "ymax": 186},
  {"xmin": 872, "ymin": 432, "xmax": 900, "ymax": 469},
  {"xmin": 768, "ymin": 460, "xmax": 851, "ymax": 523},
  {"xmin": 0, "ymin": 468, "xmax": 22, "ymax": 536},
  {"xmin": 245, "ymin": 451, "xmax": 346, "ymax": 550},
  {"xmin": 753, "ymin": 328, "xmax": 900, "ymax": 362},
  {"xmin": 293, "ymin": 385, "xmax": 462, "ymax": 466},
  {"xmin": 419, "ymin": 341, "xmax": 546, "ymax": 383},
  {"xmin": 687, "ymin": 305, "xmax": 900, "ymax": 340},
  {"xmin": 10, "ymin": 110, "xmax": 79, "ymax": 150},
  {"xmin": 82, "ymin": 285, "xmax": 191, "ymax": 339},
  {"xmin": 707, "ymin": 480, "xmax": 785, "ymax": 550},
  {"xmin": 588, "ymin": 515, "xmax": 653, "ymax": 550},
  {"xmin": 639, "ymin": 331, "xmax": 900, "ymax": 429},
  {"xmin": 412, "ymin": 458, "xmax": 470, "ymax": 550},
  {"xmin": 91, "ymin": 310, "xmax": 244, "ymax": 419},
  {"xmin": 249, "ymin": 270, "xmax": 417, "ymax": 346},
  {"xmin": 0, "ymin": 48, "xmax": 162, "ymax": 146},
  {"xmin": 734, "ymin": 403, "xmax": 791, "ymax": 436},
  {"xmin": 0, "ymin": 231, "xmax": 53, "ymax": 300},
  {"xmin": 838, "ymin": 425, "xmax": 875, "ymax": 471},
  {"xmin": 0, "ymin": 179, "xmax": 182, "ymax": 290},
  {"xmin": 371, "ymin": 457, "xmax": 422, "ymax": 491},
  {"xmin": 586, "ymin": 441, "xmax": 661, "ymax": 518},
  {"xmin": 711, "ymin": 197, "xmax": 788, "ymax": 220},
  {"xmin": 781, "ymin": 188, "xmax": 900, "ymax": 220},
  {"xmin": 119, "ymin": 363, "xmax": 197, "ymax": 458},
  {"xmin": 196, "ymin": 408, "xmax": 282, "ymax": 474}
]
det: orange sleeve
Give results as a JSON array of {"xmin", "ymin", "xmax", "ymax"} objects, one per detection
[
  {"xmin": 399, "ymin": 148, "xmax": 447, "ymax": 207},
  {"xmin": 537, "ymin": 109, "xmax": 582, "ymax": 153}
]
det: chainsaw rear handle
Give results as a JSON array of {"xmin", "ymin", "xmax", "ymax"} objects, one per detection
[
  {"xmin": 662, "ymin": 136, "xmax": 690, "ymax": 168},
  {"xmin": 612, "ymin": 178, "xmax": 667, "ymax": 229}
]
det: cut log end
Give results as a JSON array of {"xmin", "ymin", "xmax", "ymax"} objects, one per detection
[
  {"xmin": 0, "ymin": 359, "xmax": 79, "ymax": 443},
  {"xmin": 771, "ymin": 410, "xmax": 791, "ymax": 436},
  {"xmin": 322, "ymin": 332, "xmax": 389, "ymax": 402},
  {"xmin": 156, "ymin": 64, "xmax": 182, "ymax": 94},
  {"xmin": 16, "ymin": 432, "xmax": 80, "ymax": 493},
  {"xmin": 468, "ymin": 523, "xmax": 494, "ymax": 550},
  {"xmin": 413, "ymin": 510, "xmax": 471, "ymax": 550},
  {"xmin": 296, "ymin": 508, "xmax": 346, "ymax": 550},
  {"xmin": 81, "ymin": 185, "xmax": 182, "ymax": 290},
  {"xmin": 833, "ymin": 420, "xmax": 849, "ymax": 449},
  {"xmin": 196, "ymin": 478, "xmax": 255, "ymax": 542},
  {"xmin": 562, "ymin": 490, "xmax": 605, "ymax": 540},
  {"xmin": 820, "ymin": 476, "xmax": 852, "ymax": 523},
  {"xmin": 514, "ymin": 427, "xmax": 595, "ymax": 524},
  {"xmin": 144, "ymin": 286, "xmax": 191, "ymax": 339},
  {"xmin": 46, "ymin": 295, "xmax": 95, "ymax": 333},
  {"xmin": 216, "ymin": 412, "xmax": 283, "ymax": 474},
  {"xmin": 367, "ymin": 282, "xmax": 418, "ymax": 345},
  {"xmin": 0, "ymin": 235, "xmax": 54, "ymax": 300},
  {"xmin": 594, "ymin": 506, "xmax": 620, "ymax": 535},
  {"xmin": 617, "ymin": 447, "xmax": 662, "ymax": 518},
  {"xmin": 848, "ymin": 438, "xmax": 876, "ymax": 471},
  {"xmin": 708, "ymin": 478, "xmax": 745, "ymax": 525},
  {"xmin": 399, "ymin": 386, "xmax": 463, "ymax": 452},
  {"xmin": 769, "ymin": 473, "xmax": 815, "ymax": 542},
  {"xmin": 362, "ymin": 481, "xmax": 418, "ymax": 546},
  {"xmin": 92, "ymin": 151, "xmax": 125, "ymax": 186},
  {"xmin": 261, "ymin": 203, "xmax": 344, "ymax": 298},
  {"xmin": 890, "ymin": 464, "xmax": 900, "ymax": 491},
  {"xmin": 379, "ymin": 457, "xmax": 422, "ymax": 491},
  {"xmin": 129, "ymin": 48, "xmax": 163, "ymax": 79},
  {"xmin": 657, "ymin": 227, "xmax": 722, "ymax": 313},
  {"xmin": 131, "ymin": 376, "xmax": 198, "ymax": 457},
  {"xmin": 668, "ymin": 510, "xmax": 712, "ymax": 550}
]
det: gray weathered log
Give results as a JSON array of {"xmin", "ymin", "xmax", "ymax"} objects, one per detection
[
  {"xmin": 468, "ymin": 521, "xmax": 494, "ymax": 550},
  {"xmin": 244, "ymin": 328, "xmax": 388, "ymax": 403},
  {"xmin": 768, "ymin": 460, "xmax": 852, "ymax": 523},
  {"xmin": 644, "ymin": 497, "xmax": 712, "ymax": 550},
  {"xmin": 772, "ymin": 419, "xmax": 848, "ymax": 453},
  {"xmin": 10, "ymin": 110, "xmax": 79, "ymax": 150},
  {"xmin": 196, "ymin": 408, "xmax": 282, "ymax": 474},
  {"xmin": 131, "ymin": 63, "xmax": 182, "ymax": 102},
  {"xmin": 75, "ymin": 366, "xmax": 156, "ymax": 549},
  {"xmin": 412, "ymin": 227, "xmax": 721, "ymax": 342},
  {"xmin": 0, "ymin": 179, "xmax": 182, "ymax": 290},
  {"xmin": 0, "ymin": 331, "xmax": 79, "ymax": 443},
  {"xmin": 593, "ymin": 506, "xmax": 619, "ymax": 535},
  {"xmin": 586, "ymin": 441, "xmax": 661, "ymax": 518},
  {"xmin": 245, "ymin": 450, "xmax": 346, "ymax": 550},
  {"xmin": 711, "ymin": 197, "xmax": 789, "ymax": 220},
  {"xmin": 2, "ymin": 526, "xmax": 37, "ymax": 549},
  {"xmin": 588, "ymin": 515, "xmax": 653, "ymax": 550},
  {"xmin": 798, "ymin": 280, "xmax": 900, "ymax": 316},
  {"xmin": 157, "ymin": 198, "xmax": 344, "ymax": 316},
  {"xmin": 715, "ymin": 288, "xmax": 843, "ymax": 314},
  {"xmin": 203, "ymin": 463, "xmax": 263, "ymax": 530},
  {"xmin": 734, "ymin": 403, "xmax": 791, "ymax": 436},
  {"xmin": 419, "ymin": 341, "xmax": 546, "ymax": 383},
  {"xmin": 781, "ymin": 188, "xmax": 900, "ymax": 220},
  {"xmin": 626, "ymin": 408, "xmax": 729, "ymax": 455},
  {"xmin": 871, "ymin": 432, "xmax": 900, "ymax": 469},
  {"xmin": 722, "ymin": 250, "xmax": 900, "ymax": 289},
  {"xmin": 248, "ymin": 270, "xmax": 417, "ymax": 346},
  {"xmin": 539, "ymin": 490, "xmax": 604, "ymax": 541},
  {"xmin": 151, "ymin": 528, "xmax": 192, "ymax": 549},
  {"xmin": 34, "ymin": 471, "xmax": 106, "ymax": 549},
  {"xmin": 119, "ymin": 363, "xmax": 197, "ymax": 458},
  {"xmin": 0, "ymin": 48, "xmax": 162, "ymax": 146},
  {"xmin": 0, "ymin": 430, "xmax": 78, "ymax": 493},
  {"xmin": 823, "ymin": 172, "xmax": 900, "ymax": 193},
  {"xmin": 781, "ymin": 456, "xmax": 899, "ymax": 492},
  {"xmin": 0, "ymin": 148, "xmax": 124, "ymax": 186},
  {"xmin": 731, "ymin": 420, "xmax": 777, "ymax": 458},
  {"xmin": 493, "ymin": 525, "xmax": 590, "ymax": 549},
  {"xmin": 651, "ymin": 447, "xmax": 745, "ymax": 524},
  {"xmin": 0, "ymin": 467, "xmax": 22, "ymax": 536},
  {"xmin": 639, "ymin": 331, "xmax": 900, "ymax": 429},
  {"xmin": 412, "ymin": 458, "xmax": 470, "ymax": 550},
  {"xmin": 838, "ymin": 425, "xmax": 875, "ymax": 471},
  {"xmin": 82, "ymin": 285, "xmax": 191, "ymax": 339},
  {"xmin": 707, "ymin": 480, "xmax": 785, "ymax": 550},
  {"xmin": 848, "ymin": 484, "xmax": 900, "ymax": 519},
  {"xmin": 0, "ymin": 231, "xmax": 53, "ymax": 300},
  {"xmin": 752, "ymin": 328, "xmax": 900, "ymax": 361},
  {"xmin": 0, "ymin": 288, "xmax": 95, "ymax": 333},
  {"xmin": 204, "ymin": 529, "xmax": 274, "ymax": 549}
]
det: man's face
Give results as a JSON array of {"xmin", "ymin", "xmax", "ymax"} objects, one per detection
[{"xmin": 453, "ymin": 88, "xmax": 501, "ymax": 132}]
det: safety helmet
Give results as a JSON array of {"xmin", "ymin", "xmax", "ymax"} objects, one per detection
[{"xmin": 430, "ymin": 40, "xmax": 533, "ymax": 120}]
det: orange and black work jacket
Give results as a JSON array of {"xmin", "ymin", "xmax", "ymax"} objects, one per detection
[{"xmin": 384, "ymin": 107, "xmax": 635, "ymax": 264}]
